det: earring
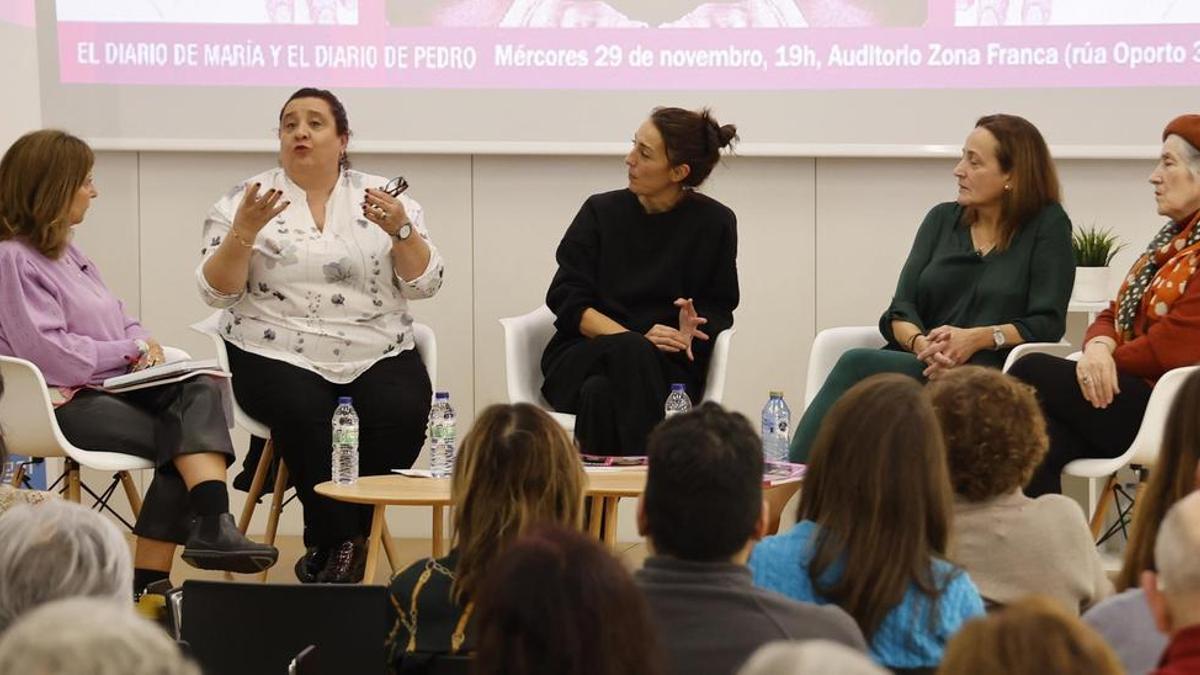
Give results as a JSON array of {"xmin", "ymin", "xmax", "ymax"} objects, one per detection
[{"xmin": 1004, "ymin": 184, "xmax": 1011, "ymax": 191}]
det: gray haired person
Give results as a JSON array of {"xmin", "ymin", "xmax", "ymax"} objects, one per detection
[
  {"xmin": 0, "ymin": 500, "xmax": 132, "ymax": 633},
  {"xmin": 0, "ymin": 597, "xmax": 199, "ymax": 675}
]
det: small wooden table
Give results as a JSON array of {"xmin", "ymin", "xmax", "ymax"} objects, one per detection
[{"xmin": 316, "ymin": 469, "xmax": 802, "ymax": 584}]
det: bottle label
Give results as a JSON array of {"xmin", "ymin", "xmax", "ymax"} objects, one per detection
[{"xmin": 333, "ymin": 428, "xmax": 359, "ymax": 447}]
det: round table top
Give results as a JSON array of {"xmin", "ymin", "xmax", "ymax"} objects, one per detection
[{"xmin": 314, "ymin": 467, "xmax": 651, "ymax": 506}]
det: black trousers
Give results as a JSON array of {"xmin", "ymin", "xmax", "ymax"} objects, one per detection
[
  {"xmin": 226, "ymin": 344, "xmax": 431, "ymax": 546},
  {"xmin": 55, "ymin": 377, "xmax": 236, "ymax": 544},
  {"xmin": 541, "ymin": 332, "xmax": 703, "ymax": 456},
  {"xmin": 1008, "ymin": 353, "xmax": 1153, "ymax": 496}
]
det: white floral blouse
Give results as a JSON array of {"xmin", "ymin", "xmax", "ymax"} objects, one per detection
[{"xmin": 196, "ymin": 168, "xmax": 444, "ymax": 383}]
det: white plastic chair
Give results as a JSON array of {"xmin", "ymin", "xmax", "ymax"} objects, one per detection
[
  {"xmin": 499, "ymin": 305, "xmax": 736, "ymax": 433},
  {"xmin": 0, "ymin": 347, "xmax": 191, "ymax": 527},
  {"xmin": 802, "ymin": 325, "xmax": 1069, "ymax": 407},
  {"xmin": 1010, "ymin": 345, "xmax": 1200, "ymax": 539},
  {"xmin": 192, "ymin": 312, "xmax": 437, "ymax": 580}
]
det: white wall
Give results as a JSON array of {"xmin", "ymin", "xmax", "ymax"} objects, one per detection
[
  {"xmin": 0, "ymin": 19, "xmax": 41, "ymax": 151},
  {"xmin": 65, "ymin": 147, "xmax": 1161, "ymax": 538}
]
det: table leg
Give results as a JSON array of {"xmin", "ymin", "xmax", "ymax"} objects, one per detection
[
  {"xmin": 363, "ymin": 505, "xmax": 385, "ymax": 585},
  {"xmin": 587, "ymin": 496, "xmax": 603, "ymax": 538},
  {"xmin": 601, "ymin": 497, "xmax": 619, "ymax": 549},
  {"xmin": 381, "ymin": 521, "xmax": 401, "ymax": 577},
  {"xmin": 432, "ymin": 506, "xmax": 446, "ymax": 558}
]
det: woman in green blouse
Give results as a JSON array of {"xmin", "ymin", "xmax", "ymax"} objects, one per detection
[{"xmin": 790, "ymin": 114, "xmax": 1075, "ymax": 462}]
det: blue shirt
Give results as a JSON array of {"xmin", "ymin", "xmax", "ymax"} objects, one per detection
[{"xmin": 748, "ymin": 520, "xmax": 985, "ymax": 669}]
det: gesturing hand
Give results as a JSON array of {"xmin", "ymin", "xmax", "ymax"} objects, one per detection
[
  {"xmin": 676, "ymin": 298, "xmax": 710, "ymax": 361},
  {"xmin": 232, "ymin": 182, "xmax": 290, "ymax": 240},
  {"xmin": 362, "ymin": 187, "xmax": 410, "ymax": 237}
]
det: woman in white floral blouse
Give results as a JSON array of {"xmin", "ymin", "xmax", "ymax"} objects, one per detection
[{"xmin": 197, "ymin": 87, "xmax": 444, "ymax": 583}]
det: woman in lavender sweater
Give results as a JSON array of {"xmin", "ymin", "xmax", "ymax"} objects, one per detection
[{"xmin": 0, "ymin": 130, "xmax": 277, "ymax": 594}]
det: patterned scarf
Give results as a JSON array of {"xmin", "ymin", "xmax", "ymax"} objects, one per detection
[{"xmin": 1114, "ymin": 210, "xmax": 1200, "ymax": 342}]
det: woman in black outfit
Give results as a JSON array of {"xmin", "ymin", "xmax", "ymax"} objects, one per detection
[{"xmin": 541, "ymin": 107, "xmax": 740, "ymax": 456}]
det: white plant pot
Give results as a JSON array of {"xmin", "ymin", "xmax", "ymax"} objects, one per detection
[{"xmin": 1072, "ymin": 266, "xmax": 1110, "ymax": 303}]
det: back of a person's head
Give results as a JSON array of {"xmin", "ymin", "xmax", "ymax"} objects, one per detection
[
  {"xmin": 643, "ymin": 402, "xmax": 763, "ymax": 561},
  {"xmin": 0, "ymin": 596, "xmax": 199, "ymax": 675},
  {"xmin": 451, "ymin": 403, "xmax": 584, "ymax": 603},
  {"xmin": 798, "ymin": 373, "xmax": 953, "ymax": 638},
  {"xmin": 927, "ymin": 366, "xmax": 1048, "ymax": 501},
  {"xmin": 1118, "ymin": 368, "xmax": 1200, "ymax": 590},
  {"xmin": 1153, "ymin": 491, "xmax": 1200, "ymax": 605},
  {"xmin": 472, "ymin": 525, "xmax": 664, "ymax": 675},
  {"xmin": 938, "ymin": 596, "xmax": 1122, "ymax": 675},
  {"xmin": 0, "ymin": 500, "xmax": 132, "ymax": 632},
  {"xmin": 737, "ymin": 640, "xmax": 887, "ymax": 675}
]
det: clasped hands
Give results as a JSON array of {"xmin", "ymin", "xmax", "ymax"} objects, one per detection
[
  {"xmin": 914, "ymin": 325, "xmax": 992, "ymax": 379},
  {"xmin": 130, "ymin": 337, "xmax": 166, "ymax": 372},
  {"xmin": 644, "ymin": 298, "xmax": 709, "ymax": 361}
]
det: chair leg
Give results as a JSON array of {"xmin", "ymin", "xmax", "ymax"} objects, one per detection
[
  {"xmin": 66, "ymin": 459, "xmax": 82, "ymax": 503},
  {"xmin": 119, "ymin": 471, "xmax": 143, "ymax": 518},
  {"xmin": 258, "ymin": 460, "xmax": 289, "ymax": 583},
  {"xmin": 1089, "ymin": 474, "xmax": 1118, "ymax": 540},
  {"xmin": 238, "ymin": 439, "xmax": 275, "ymax": 534},
  {"xmin": 11, "ymin": 463, "xmax": 26, "ymax": 488}
]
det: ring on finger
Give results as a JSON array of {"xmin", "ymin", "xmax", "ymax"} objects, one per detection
[{"xmin": 1080, "ymin": 374, "xmax": 1092, "ymax": 384}]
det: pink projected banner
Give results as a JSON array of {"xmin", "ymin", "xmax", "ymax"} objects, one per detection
[{"xmin": 54, "ymin": 0, "xmax": 1200, "ymax": 90}]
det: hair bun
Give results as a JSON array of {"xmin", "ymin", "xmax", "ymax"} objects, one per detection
[{"xmin": 716, "ymin": 124, "xmax": 739, "ymax": 149}]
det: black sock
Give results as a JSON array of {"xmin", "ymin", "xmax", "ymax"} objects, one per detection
[
  {"xmin": 133, "ymin": 568, "xmax": 170, "ymax": 595},
  {"xmin": 189, "ymin": 480, "xmax": 230, "ymax": 517}
]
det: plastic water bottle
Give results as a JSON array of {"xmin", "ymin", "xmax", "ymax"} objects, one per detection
[
  {"xmin": 663, "ymin": 383, "xmax": 692, "ymax": 419},
  {"xmin": 761, "ymin": 391, "xmax": 791, "ymax": 462},
  {"xmin": 429, "ymin": 392, "xmax": 457, "ymax": 478},
  {"xmin": 331, "ymin": 396, "xmax": 360, "ymax": 485}
]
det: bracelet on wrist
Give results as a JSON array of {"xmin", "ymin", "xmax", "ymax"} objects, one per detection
[
  {"xmin": 228, "ymin": 228, "xmax": 255, "ymax": 249},
  {"xmin": 906, "ymin": 332, "xmax": 924, "ymax": 352}
]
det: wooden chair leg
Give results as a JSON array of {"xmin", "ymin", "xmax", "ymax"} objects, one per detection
[
  {"xmin": 258, "ymin": 459, "xmax": 289, "ymax": 583},
  {"xmin": 238, "ymin": 439, "xmax": 275, "ymax": 534},
  {"xmin": 66, "ymin": 459, "xmax": 82, "ymax": 503},
  {"xmin": 1089, "ymin": 474, "xmax": 1118, "ymax": 539},
  {"xmin": 11, "ymin": 463, "xmax": 26, "ymax": 488},
  {"xmin": 118, "ymin": 471, "xmax": 143, "ymax": 518}
]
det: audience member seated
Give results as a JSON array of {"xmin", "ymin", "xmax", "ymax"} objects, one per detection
[
  {"xmin": 386, "ymin": 403, "xmax": 585, "ymax": 672},
  {"xmin": 635, "ymin": 402, "xmax": 866, "ymax": 675},
  {"xmin": 541, "ymin": 106, "xmax": 739, "ymax": 456},
  {"xmin": 1140, "ymin": 491, "xmax": 1200, "ymax": 674},
  {"xmin": 473, "ymin": 524, "xmax": 665, "ymax": 675},
  {"xmin": 928, "ymin": 366, "xmax": 1111, "ymax": 612},
  {"xmin": 0, "ymin": 499, "xmax": 131, "ymax": 633},
  {"xmin": 198, "ymin": 87, "xmax": 443, "ymax": 582},
  {"xmin": 937, "ymin": 596, "xmax": 1122, "ymax": 675},
  {"xmin": 737, "ymin": 640, "xmax": 888, "ymax": 675},
  {"xmin": 750, "ymin": 374, "xmax": 985, "ymax": 671},
  {"xmin": 1010, "ymin": 115, "xmax": 1200, "ymax": 496},
  {"xmin": 791, "ymin": 113, "xmax": 1073, "ymax": 462},
  {"xmin": 0, "ymin": 597, "xmax": 199, "ymax": 675},
  {"xmin": 0, "ymin": 375, "xmax": 53, "ymax": 514},
  {"xmin": 0, "ymin": 130, "xmax": 276, "ymax": 592},
  {"xmin": 1084, "ymin": 369, "xmax": 1200, "ymax": 674}
]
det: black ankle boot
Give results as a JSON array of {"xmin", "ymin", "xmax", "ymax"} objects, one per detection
[
  {"xmin": 316, "ymin": 537, "xmax": 366, "ymax": 583},
  {"xmin": 182, "ymin": 513, "xmax": 279, "ymax": 574},
  {"xmin": 294, "ymin": 546, "xmax": 331, "ymax": 583}
]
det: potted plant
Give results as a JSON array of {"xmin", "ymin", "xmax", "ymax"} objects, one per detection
[{"xmin": 1072, "ymin": 226, "xmax": 1125, "ymax": 303}]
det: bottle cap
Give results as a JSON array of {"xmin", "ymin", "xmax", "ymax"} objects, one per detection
[
  {"xmin": 435, "ymin": 391, "xmax": 450, "ymax": 400},
  {"xmin": 769, "ymin": 390, "xmax": 784, "ymax": 398},
  {"xmin": 670, "ymin": 383, "xmax": 686, "ymax": 392},
  {"xmin": 337, "ymin": 396, "xmax": 353, "ymax": 404}
]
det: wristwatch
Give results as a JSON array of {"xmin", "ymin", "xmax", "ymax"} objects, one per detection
[
  {"xmin": 991, "ymin": 325, "xmax": 1006, "ymax": 350},
  {"xmin": 390, "ymin": 221, "xmax": 413, "ymax": 243}
]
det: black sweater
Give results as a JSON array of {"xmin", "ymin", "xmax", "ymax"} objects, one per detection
[{"xmin": 542, "ymin": 188, "xmax": 739, "ymax": 373}]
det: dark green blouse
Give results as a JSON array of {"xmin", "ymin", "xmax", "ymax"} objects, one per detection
[{"xmin": 879, "ymin": 201, "xmax": 1075, "ymax": 368}]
